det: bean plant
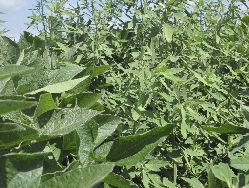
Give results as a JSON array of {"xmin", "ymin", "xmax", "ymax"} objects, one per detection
[{"xmin": 0, "ymin": 0, "xmax": 249, "ymax": 187}]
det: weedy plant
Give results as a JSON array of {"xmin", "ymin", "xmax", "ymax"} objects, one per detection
[
  {"xmin": 0, "ymin": 0, "xmax": 249, "ymax": 187},
  {"xmin": 0, "ymin": 12, "xmax": 7, "ymax": 36}
]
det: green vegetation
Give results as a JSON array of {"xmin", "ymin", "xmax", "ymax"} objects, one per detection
[{"xmin": 0, "ymin": 0, "xmax": 249, "ymax": 187}]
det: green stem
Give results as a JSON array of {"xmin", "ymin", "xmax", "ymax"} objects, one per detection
[
  {"xmin": 173, "ymin": 134, "xmax": 177, "ymax": 184},
  {"xmin": 174, "ymin": 162, "xmax": 177, "ymax": 184}
]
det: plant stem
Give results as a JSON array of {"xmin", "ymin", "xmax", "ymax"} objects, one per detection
[
  {"xmin": 174, "ymin": 162, "xmax": 177, "ymax": 184},
  {"xmin": 173, "ymin": 133, "xmax": 177, "ymax": 184}
]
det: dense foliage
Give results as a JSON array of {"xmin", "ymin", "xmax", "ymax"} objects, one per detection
[{"xmin": 0, "ymin": 0, "xmax": 249, "ymax": 187}]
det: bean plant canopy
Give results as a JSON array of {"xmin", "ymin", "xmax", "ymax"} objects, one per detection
[{"xmin": 0, "ymin": 0, "xmax": 249, "ymax": 187}]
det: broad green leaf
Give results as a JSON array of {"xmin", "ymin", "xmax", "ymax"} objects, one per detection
[
  {"xmin": 2, "ymin": 111, "xmax": 32, "ymax": 125},
  {"xmin": 0, "ymin": 95, "xmax": 28, "ymax": 100},
  {"xmin": 63, "ymin": 77, "xmax": 91, "ymax": 95},
  {"xmin": 0, "ymin": 123, "xmax": 38, "ymax": 149},
  {"xmin": 163, "ymin": 178, "xmax": 178, "ymax": 188},
  {"xmin": 63, "ymin": 131, "xmax": 79, "ymax": 151},
  {"xmin": 205, "ymin": 124, "xmax": 249, "ymax": 135},
  {"xmin": 93, "ymin": 141, "xmax": 113, "ymax": 162},
  {"xmin": 0, "ymin": 36, "xmax": 20, "ymax": 65},
  {"xmin": 77, "ymin": 119, "xmax": 97, "ymax": 165},
  {"xmin": 34, "ymin": 93, "xmax": 57, "ymax": 118},
  {"xmin": 106, "ymin": 125, "xmax": 174, "ymax": 165},
  {"xmin": 0, "ymin": 123, "xmax": 23, "ymax": 132},
  {"xmin": 208, "ymin": 166, "xmax": 222, "ymax": 188},
  {"xmin": 163, "ymin": 24, "xmax": 174, "ymax": 43},
  {"xmin": 0, "ymin": 65, "xmax": 33, "ymax": 80},
  {"xmin": 180, "ymin": 105, "xmax": 187, "ymax": 139},
  {"xmin": 79, "ymin": 65, "xmax": 111, "ymax": 78},
  {"xmin": 17, "ymin": 64, "xmax": 83, "ymax": 94},
  {"xmin": 39, "ymin": 107, "xmax": 100, "ymax": 136},
  {"xmin": 16, "ymin": 65, "xmax": 47, "ymax": 94},
  {"xmin": 94, "ymin": 115, "xmax": 120, "ymax": 146},
  {"xmin": 19, "ymin": 31, "xmax": 45, "ymax": 50},
  {"xmin": 47, "ymin": 64, "xmax": 84, "ymax": 85},
  {"xmin": 92, "ymin": 65, "xmax": 111, "ymax": 77},
  {"xmin": 77, "ymin": 115, "xmax": 118, "ymax": 164},
  {"xmin": 27, "ymin": 76, "xmax": 89, "ymax": 95},
  {"xmin": 77, "ymin": 93, "xmax": 101, "ymax": 108},
  {"xmin": 61, "ymin": 92, "xmax": 101, "ymax": 108},
  {"xmin": 112, "ymin": 139, "xmax": 164, "ymax": 166},
  {"xmin": 46, "ymin": 142, "xmax": 62, "ymax": 162},
  {"xmin": 231, "ymin": 135, "xmax": 249, "ymax": 154},
  {"xmin": 0, "ymin": 152, "xmax": 47, "ymax": 188},
  {"xmin": 104, "ymin": 172, "xmax": 139, "ymax": 188},
  {"xmin": 211, "ymin": 163, "xmax": 235, "ymax": 188},
  {"xmin": 39, "ymin": 164, "xmax": 114, "ymax": 188},
  {"xmin": 147, "ymin": 173, "xmax": 165, "ymax": 187},
  {"xmin": 230, "ymin": 155, "xmax": 249, "ymax": 172},
  {"xmin": 0, "ymin": 99, "xmax": 36, "ymax": 115},
  {"xmin": 0, "ymin": 79, "xmax": 15, "ymax": 94},
  {"xmin": 145, "ymin": 159, "xmax": 170, "ymax": 171},
  {"xmin": 142, "ymin": 172, "xmax": 151, "ymax": 188},
  {"xmin": 131, "ymin": 109, "xmax": 140, "ymax": 121},
  {"xmin": 181, "ymin": 177, "xmax": 204, "ymax": 188}
]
